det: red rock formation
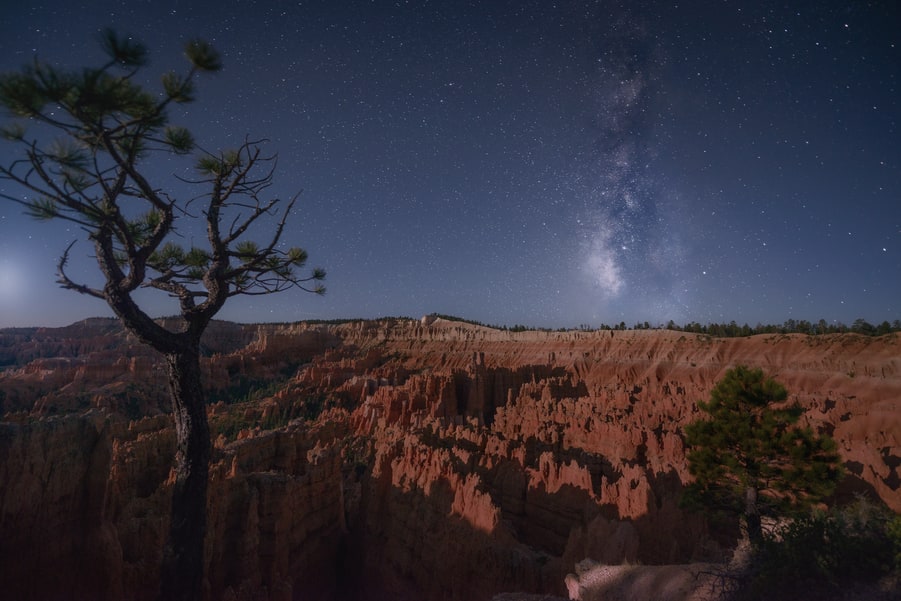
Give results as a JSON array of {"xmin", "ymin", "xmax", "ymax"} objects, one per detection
[
  {"xmin": 0, "ymin": 318, "xmax": 898, "ymax": 600},
  {"xmin": 0, "ymin": 411, "xmax": 346, "ymax": 600},
  {"xmin": 0, "ymin": 411, "xmax": 121, "ymax": 599}
]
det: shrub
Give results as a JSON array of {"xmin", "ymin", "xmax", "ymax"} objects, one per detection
[{"xmin": 741, "ymin": 497, "xmax": 900, "ymax": 600}]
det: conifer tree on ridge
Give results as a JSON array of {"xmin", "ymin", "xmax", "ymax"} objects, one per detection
[{"xmin": 682, "ymin": 365, "xmax": 842, "ymax": 543}]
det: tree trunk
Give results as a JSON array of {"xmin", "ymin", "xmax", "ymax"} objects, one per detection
[
  {"xmin": 744, "ymin": 486, "xmax": 763, "ymax": 544},
  {"xmin": 159, "ymin": 344, "xmax": 210, "ymax": 601}
]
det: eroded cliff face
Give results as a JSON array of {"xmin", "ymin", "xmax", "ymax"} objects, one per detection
[
  {"xmin": 0, "ymin": 411, "xmax": 346, "ymax": 601},
  {"xmin": 0, "ymin": 318, "xmax": 898, "ymax": 600}
]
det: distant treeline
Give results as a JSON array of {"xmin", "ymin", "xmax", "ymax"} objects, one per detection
[
  {"xmin": 622, "ymin": 318, "xmax": 898, "ymax": 337},
  {"xmin": 426, "ymin": 314, "xmax": 901, "ymax": 337},
  {"xmin": 269, "ymin": 314, "xmax": 901, "ymax": 338}
]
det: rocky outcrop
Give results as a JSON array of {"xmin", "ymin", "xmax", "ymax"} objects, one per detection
[
  {"xmin": 0, "ymin": 411, "xmax": 346, "ymax": 600},
  {"xmin": 0, "ymin": 410, "xmax": 119, "ymax": 599},
  {"xmin": 0, "ymin": 320, "xmax": 339, "ymax": 416},
  {"xmin": 563, "ymin": 559, "xmax": 719, "ymax": 601},
  {"xmin": 0, "ymin": 318, "xmax": 898, "ymax": 600}
]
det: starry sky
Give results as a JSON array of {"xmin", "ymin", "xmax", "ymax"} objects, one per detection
[{"xmin": 0, "ymin": 0, "xmax": 898, "ymax": 329}]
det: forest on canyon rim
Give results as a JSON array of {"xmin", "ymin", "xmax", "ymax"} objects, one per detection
[{"xmin": 0, "ymin": 316, "xmax": 899, "ymax": 600}]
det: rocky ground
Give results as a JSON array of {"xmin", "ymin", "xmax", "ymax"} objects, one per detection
[{"xmin": 0, "ymin": 317, "xmax": 898, "ymax": 600}]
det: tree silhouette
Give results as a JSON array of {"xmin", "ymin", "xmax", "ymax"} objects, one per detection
[
  {"xmin": 0, "ymin": 30, "xmax": 324, "ymax": 600},
  {"xmin": 682, "ymin": 365, "xmax": 842, "ymax": 543}
]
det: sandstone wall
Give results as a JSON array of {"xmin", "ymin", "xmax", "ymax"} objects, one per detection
[
  {"xmin": 300, "ymin": 321, "xmax": 898, "ymax": 599},
  {"xmin": 0, "ymin": 318, "xmax": 898, "ymax": 600},
  {"xmin": 0, "ymin": 411, "xmax": 346, "ymax": 601}
]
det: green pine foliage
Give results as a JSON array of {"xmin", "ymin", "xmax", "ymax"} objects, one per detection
[
  {"xmin": 682, "ymin": 366, "xmax": 843, "ymax": 541},
  {"xmin": 0, "ymin": 29, "xmax": 325, "ymax": 311}
]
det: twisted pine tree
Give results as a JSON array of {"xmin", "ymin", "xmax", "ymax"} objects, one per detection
[
  {"xmin": 683, "ymin": 365, "xmax": 842, "ymax": 543},
  {"xmin": 0, "ymin": 30, "xmax": 324, "ymax": 600}
]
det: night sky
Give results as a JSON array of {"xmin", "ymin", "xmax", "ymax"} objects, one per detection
[{"xmin": 0, "ymin": 1, "xmax": 898, "ymax": 329}]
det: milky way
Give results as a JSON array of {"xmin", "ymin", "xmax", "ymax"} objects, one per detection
[
  {"xmin": 562, "ymin": 5, "xmax": 689, "ymax": 321},
  {"xmin": 0, "ymin": 0, "xmax": 898, "ymax": 328}
]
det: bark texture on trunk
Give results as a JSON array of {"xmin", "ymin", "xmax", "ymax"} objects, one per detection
[
  {"xmin": 744, "ymin": 485, "xmax": 762, "ymax": 544},
  {"xmin": 159, "ymin": 344, "xmax": 210, "ymax": 601}
]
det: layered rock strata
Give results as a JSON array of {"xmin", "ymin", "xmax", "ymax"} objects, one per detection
[{"xmin": 0, "ymin": 318, "xmax": 898, "ymax": 600}]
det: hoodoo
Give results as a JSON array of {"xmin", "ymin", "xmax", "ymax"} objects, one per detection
[{"xmin": 1, "ymin": 317, "xmax": 898, "ymax": 600}]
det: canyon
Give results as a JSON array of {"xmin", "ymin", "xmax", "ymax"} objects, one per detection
[{"xmin": 0, "ymin": 317, "xmax": 898, "ymax": 600}]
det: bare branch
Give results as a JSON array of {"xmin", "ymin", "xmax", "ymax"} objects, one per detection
[
  {"xmin": 223, "ymin": 197, "xmax": 280, "ymax": 244},
  {"xmin": 1, "ymin": 33, "xmax": 323, "ymax": 348},
  {"xmin": 56, "ymin": 241, "xmax": 105, "ymax": 299}
]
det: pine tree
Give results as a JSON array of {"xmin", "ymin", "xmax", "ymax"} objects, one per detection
[
  {"xmin": 682, "ymin": 365, "xmax": 842, "ymax": 543},
  {"xmin": 0, "ymin": 30, "xmax": 324, "ymax": 600}
]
